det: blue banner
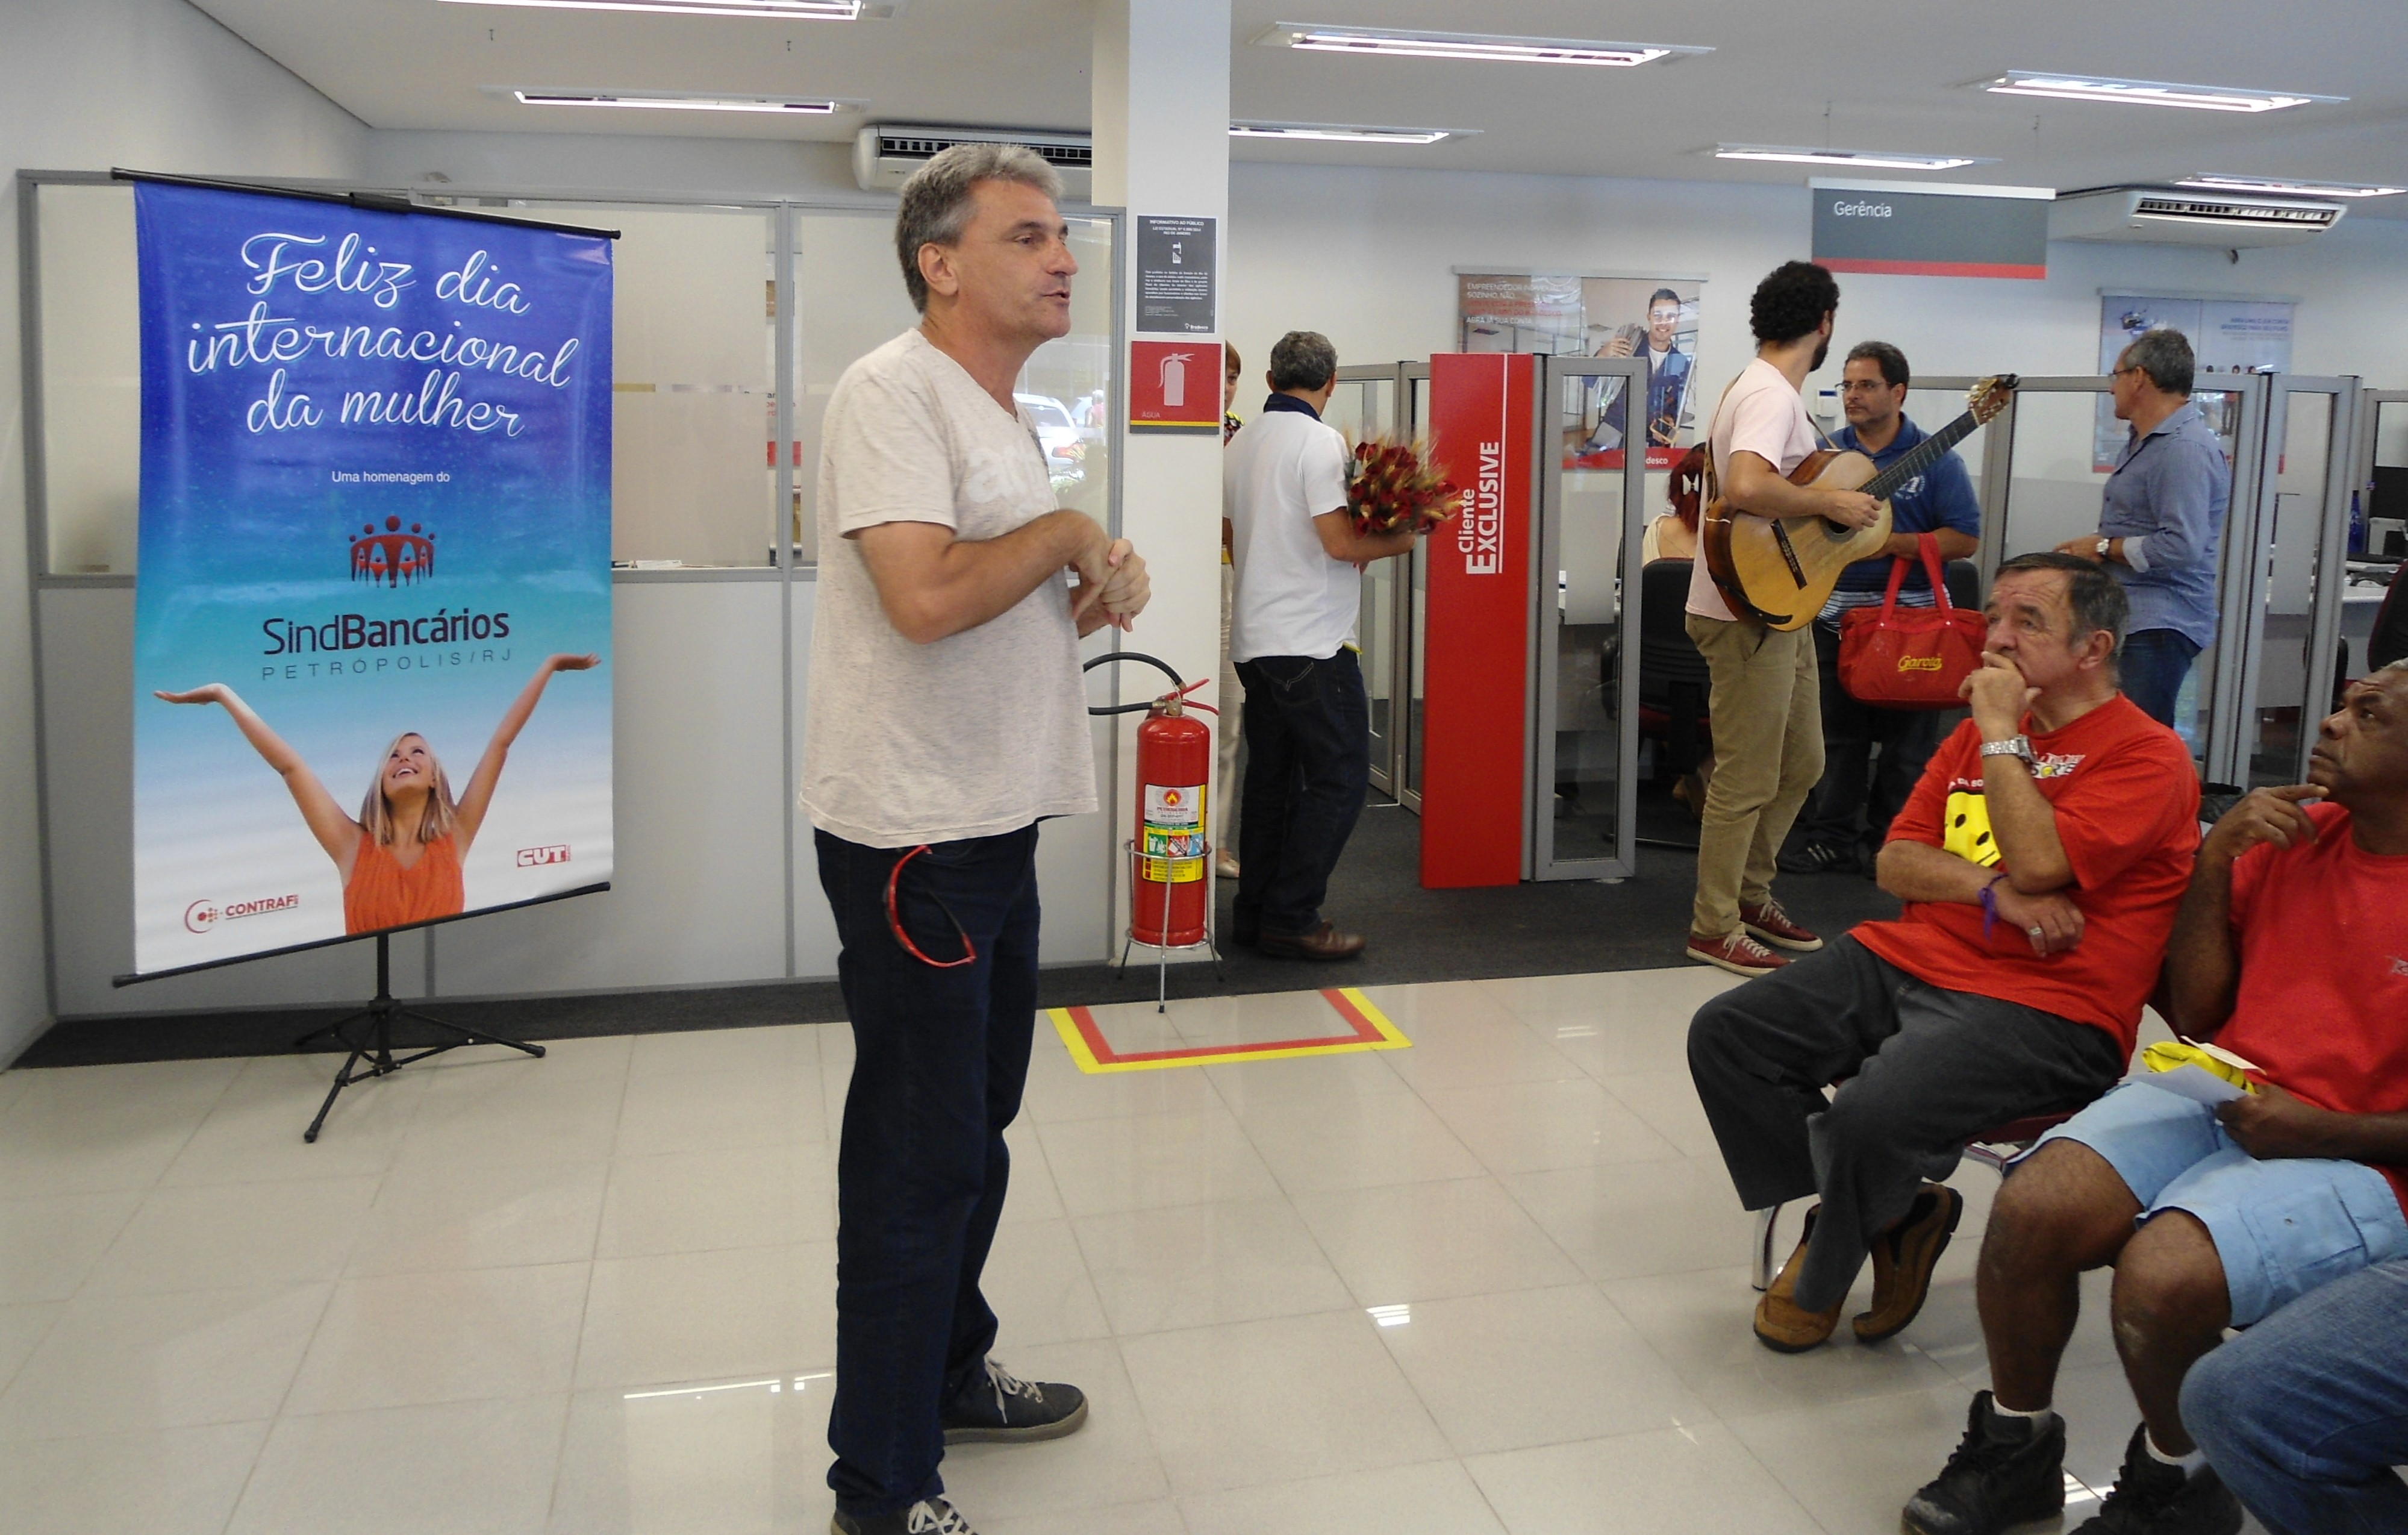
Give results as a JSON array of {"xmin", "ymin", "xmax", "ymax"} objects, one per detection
[{"xmin": 133, "ymin": 180, "xmax": 614, "ymax": 975}]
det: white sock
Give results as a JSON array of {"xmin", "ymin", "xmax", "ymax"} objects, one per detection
[
  {"xmin": 1989, "ymin": 1399, "xmax": 2058, "ymax": 1430},
  {"xmin": 2144, "ymin": 1432, "xmax": 2208, "ymax": 1475}
]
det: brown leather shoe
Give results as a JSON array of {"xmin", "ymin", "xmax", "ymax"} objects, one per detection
[
  {"xmin": 1853, "ymin": 1183, "xmax": 1964, "ymax": 1342},
  {"xmin": 1754, "ymin": 1206, "xmax": 1843, "ymax": 1353},
  {"xmin": 1255, "ymin": 922, "xmax": 1366, "ymax": 961}
]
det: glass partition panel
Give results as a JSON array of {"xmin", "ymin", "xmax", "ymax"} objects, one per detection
[
  {"xmin": 1328, "ymin": 373, "xmax": 1400, "ymax": 792},
  {"xmin": 1018, "ymin": 214, "xmax": 1115, "ymax": 528},
  {"xmin": 2247, "ymin": 389, "xmax": 2338, "ymax": 784},
  {"xmin": 2345, "ymin": 395, "xmax": 2408, "ymax": 677},
  {"xmin": 1539, "ymin": 360, "xmax": 1642, "ymax": 875},
  {"xmin": 1403, "ymin": 371, "xmax": 1431, "ymax": 808},
  {"xmin": 36, "ymin": 181, "xmax": 140, "ymax": 575}
]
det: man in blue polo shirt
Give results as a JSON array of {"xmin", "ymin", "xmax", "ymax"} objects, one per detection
[
  {"xmin": 1783, "ymin": 342, "xmax": 1982, "ymax": 877},
  {"xmin": 2054, "ymin": 327, "xmax": 2230, "ymax": 730}
]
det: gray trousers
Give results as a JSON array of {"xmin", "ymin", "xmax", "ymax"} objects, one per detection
[{"xmin": 1686, "ymin": 936, "xmax": 2125, "ymax": 1312}]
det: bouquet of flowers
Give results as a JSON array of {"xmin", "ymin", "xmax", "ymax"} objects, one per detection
[{"xmin": 1347, "ymin": 436, "xmax": 1464, "ymax": 537}]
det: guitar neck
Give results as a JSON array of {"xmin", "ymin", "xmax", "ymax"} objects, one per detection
[{"xmin": 1862, "ymin": 410, "xmax": 1981, "ymax": 502}]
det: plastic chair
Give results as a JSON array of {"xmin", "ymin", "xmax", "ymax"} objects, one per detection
[{"xmin": 1748, "ymin": 1110, "xmax": 2075, "ymax": 1291}]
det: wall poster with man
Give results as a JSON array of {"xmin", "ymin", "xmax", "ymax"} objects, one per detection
[
  {"xmin": 1456, "ymin": 270, "xmax": 1703, "ymax": 471},
  {"xmin": 131, "ymin": 178, "xmax": 616, "ymax": 977}
]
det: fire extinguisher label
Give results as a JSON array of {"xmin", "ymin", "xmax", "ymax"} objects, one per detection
[{"xmin": 1141, "ymin": 783, "xmax": 1208, "ymax": 881}]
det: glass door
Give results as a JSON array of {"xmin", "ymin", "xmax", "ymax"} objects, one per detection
[
  {"xmin": 1327, "ymin": 365, "xmax": 1402, "ymax": 794},
  {"xmin": 2345, "ymin": 392, "xmax": 2408, "ymax": 682},
  {"xmin": 2236, "ymin": 377, "xmax": 2359, "ymax": 786},
  {"xmin": 1535, "ymin": 357, "xmax": 1648, "ymax": 879},
  {"xmin": 1400, "ymin": 364, "xmax": 1432, "ymax": 812}
]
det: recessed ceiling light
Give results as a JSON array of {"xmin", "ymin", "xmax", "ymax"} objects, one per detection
[
  {"xmin": 1231, "ymin": 122, "xmax": 1467, "ymax": 145},
  {"xmin": 445, "ymin": 0, "xmax": 869, "ymax": 18},
  {"xmin": 1717, "ymin": 145, "xmax": 1995, "ymax": 171},
  {"xmin": 2178, "ymin": 174, "xmax": 2404, "ymax": 199},
  {"xmin": 1982, "ymin": 70, "xmax": 2341, "ymax": 113},
  {"xmin": 515, "ymin": 90, "xmax": 856, "ymax": 114},
  {"xmin": 1256, "ymin": 22, "xmax": 1708, "ymax": 68}
]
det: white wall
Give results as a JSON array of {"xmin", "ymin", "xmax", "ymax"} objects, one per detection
[
  {"xmin": 1221, "ymin": 161, "xmax": 2408, "ymax": 404},
  {"xmin": 1, "ymin": 0, "xmax": 367, "ymax": 1064}
]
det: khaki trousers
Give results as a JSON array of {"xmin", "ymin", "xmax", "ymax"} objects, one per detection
[
  {"xmin": 1216, "ymin": 560, "xmax": 1244, "ymax": 852},
  {"xmin": 1685, "ymin": 613, "xmax": 1824, "ymax": 939}
]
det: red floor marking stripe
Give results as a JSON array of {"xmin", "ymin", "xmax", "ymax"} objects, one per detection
[
  {"xmin": 1062, "ymin": 998, "xmax": 1372, "ymax": 1064},
  {"xmin": 1318, "ymin": 987, "xmax": 1391, "ymax": 1043}
]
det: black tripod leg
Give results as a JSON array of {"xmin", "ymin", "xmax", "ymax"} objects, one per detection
[
  {"xmin": 395, "ymin": 1009, "xmax": 545, "ymax": 1059},
  {"xmin": 304, "ymin": 1049, "xmax": 367, "ymax": 1143}
]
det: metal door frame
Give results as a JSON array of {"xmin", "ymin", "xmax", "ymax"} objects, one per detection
[
  {"xmin": 1332, "ymin": 363, "xmax": 1407, "ymax": 795},
  {"xmin": 2247, "ymin": 376, "xmax": 2360, "ymax": 785},
  {"xmin": 1532, "ymin": 355, "xmax": 1649, "ymax": 880},
  {"xmin": 1397, "ymin": 362, "xmax": 1432, "ymax": 813}
]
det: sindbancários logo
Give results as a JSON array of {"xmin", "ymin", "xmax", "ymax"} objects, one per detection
[{"xmin": 184, "ymin": 893, "xmax": 301, "ymax": 934}]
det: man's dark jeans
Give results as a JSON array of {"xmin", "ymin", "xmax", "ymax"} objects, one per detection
[
  {"xmin": 1794, "ymin": 621, "xmax": 1957, "ymax": 857},
  {"xmin": 2121, "ymin": 627, "xmax": 2203, "ymax": 730},
  {"xmin": 814, "ymin": 825, "xmax": 1041, "ymax": 1519},
  {"xmin": 1234, "ymin": 648, "xmax": 1370, "ymax": 940}
]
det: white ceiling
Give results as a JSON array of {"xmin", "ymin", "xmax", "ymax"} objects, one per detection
[{"xmin": 192, "ymin": 0, "xmax": 2408, "ymax": 216}]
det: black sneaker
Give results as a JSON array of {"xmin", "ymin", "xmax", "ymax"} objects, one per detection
[
  {"xmin": 1777, "ymin": 839, "xmax": 1853, "ymax": 875},
  {"xmin": 2070, "ymin": 1424, "xmax": 2244, "ymax": 1534},
  {"xmin": 938, "ymin": 1358, "xmax": 1088, "ymax": 1445},
  {"xmin": 1904, "ymin": 1391, "xmax": 2066, "ymax": 1535},
  {"xmin": 831, "ymin": 1497, "xmax": 978, "ymax": 1535}
]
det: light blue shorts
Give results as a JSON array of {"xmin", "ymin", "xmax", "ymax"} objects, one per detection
[{"xmin": 2021, "ymin": 1082, "xmax": 2408, "ymax": 1325}]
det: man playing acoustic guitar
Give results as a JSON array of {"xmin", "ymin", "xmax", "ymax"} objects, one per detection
[{"xmin": 1683, "ymin": 261, "xmax": 1882, "ymax": 977}]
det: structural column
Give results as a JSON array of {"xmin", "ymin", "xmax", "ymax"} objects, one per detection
[{"xmin": 1091, "ymin": 0, "xmax": 1231, "ymax": 937}]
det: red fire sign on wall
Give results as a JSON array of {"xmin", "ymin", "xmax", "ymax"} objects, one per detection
[{"xmin": 1128, "ymin": 340, "xmax": 1223, "ymax": 432}]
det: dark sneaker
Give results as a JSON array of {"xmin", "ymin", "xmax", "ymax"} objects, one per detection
[
  {"xmin": 939, "ymin": 1358, "xmax": 1088, "ymax": 1445},
  {"xmin": 2070, "ymin": 1424, "xmax": 2244, "ymax": 1534},
  {"xmin": 831, "ymin": 1497, "xmax": 979, "ymax": 1535},
  {"xmin": 1854, "ymin": 1183, "xmax": 1965, "ymax": 1342},
  {"xmin": 1686, "ymin": 928, "xmax": 1788, "ymax": 978},
  {"xmin": 1739, "ymin": 896, "xmax": 1823, "ymax": 952},
  {"xmin": 1903, "ymin": 1391, "xmax": 2066, "ymax": 1535},
  {"xmin": 1777, "ymin": 840, "xmax": 1853, "ymax": 875}
]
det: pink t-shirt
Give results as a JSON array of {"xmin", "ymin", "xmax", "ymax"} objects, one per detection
[{"xmin": 1687, "ymin": 358, "xmax": 1823, "ymax": 621}]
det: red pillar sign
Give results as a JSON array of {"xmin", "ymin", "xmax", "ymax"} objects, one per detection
[
  {"xmin": 1421, "ymin": 352, "xmax": 1533, "ymax": 889},
  {"xmin": 1129, "ymin": 340, "xmax": 1222, "ymax": 432}
]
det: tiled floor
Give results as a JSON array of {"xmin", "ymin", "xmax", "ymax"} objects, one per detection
[{"xmin": 0, "ymin": 966, "xmax": 2260, "ymax": 1534}]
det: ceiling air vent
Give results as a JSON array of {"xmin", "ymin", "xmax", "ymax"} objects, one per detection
[
  {"xmin": 853, "ymin": 124, "xmax": 1093, "ymax": 199},
  {"xmin": 2050, "ymin": 186, "xmax": 2345, "ymax": 247}
]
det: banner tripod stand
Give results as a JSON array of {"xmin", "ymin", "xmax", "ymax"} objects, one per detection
[{"xmin": 292, "ymin": 932, "xmax": 543, "ymax": 1142}]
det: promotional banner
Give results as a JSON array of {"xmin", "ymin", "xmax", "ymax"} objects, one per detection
[
  {"xmin": 2094, "ymin": 293, "xmax": 2288, "ymax": 471},
  {"xmin": 133, "ymin": 180, "xmax": 615, "ymax": 977},
  {"xmin": 1458, "ymin": 272, "xmax": 1702, "ymax": 469}
]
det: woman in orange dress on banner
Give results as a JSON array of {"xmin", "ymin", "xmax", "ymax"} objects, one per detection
[{"xmin": 154, "ymin": 653, "xmax": 599, "ymax": 934}]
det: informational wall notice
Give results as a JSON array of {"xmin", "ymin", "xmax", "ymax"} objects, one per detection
[{"xmin": 1135, "ymin": 215, "xmax": 1217, "ymax": 334}]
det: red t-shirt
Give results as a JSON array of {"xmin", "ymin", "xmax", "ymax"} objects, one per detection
[
  {"xmin": 2219, "ymin": 801, "xmax": 2408, "ymax": 1215},
  {"xmin": 1854, "ymin": 695, "xmax": 2200, "ymax": 1054}
]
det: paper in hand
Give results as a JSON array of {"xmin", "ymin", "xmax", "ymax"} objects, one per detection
[{"xmin": 2134, "ymin": 1062, "xmax": 2250, "ymax": 1105}]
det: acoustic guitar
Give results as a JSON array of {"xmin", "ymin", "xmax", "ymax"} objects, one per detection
[{"xmin": 1702, "ymin": 375, "xmax": 2017, "ymax": 631}]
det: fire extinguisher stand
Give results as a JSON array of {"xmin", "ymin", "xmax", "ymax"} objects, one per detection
[{"xmin": 1084, "ymin": 653, "xmax": 1226, "ymax": 1012}]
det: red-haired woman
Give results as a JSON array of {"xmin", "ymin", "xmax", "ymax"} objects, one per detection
[{"xmin": 155, "ymin": 653, "xmax": 599, "ymax": 933}]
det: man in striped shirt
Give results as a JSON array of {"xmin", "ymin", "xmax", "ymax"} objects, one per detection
[{"xmin": 1782, "ymin": 342, "xmax": 1982, "ymax": 877}]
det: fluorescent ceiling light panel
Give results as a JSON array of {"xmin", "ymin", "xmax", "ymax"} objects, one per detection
[
  {"xmin": 2179, "ymin": 174, "xmax": 2403, "ymax": 199},
  {"xmin": 1983, "ymin": 70, "xmax": 2340, "ymax": 113},
  {"xmin": 1258, "ymin": 22, "xmax": 1707, "ymax": 68},
  {"xmin": 446, "ymin": 0, "xmax": 864, "ymax": 18},
  {"xmin": 516, "ymin": 90, "xmax": 855, "ymax": 114},
  {"xmin": 1231, "ymin": 122, "xmax": 1463, "ymax": 145},
  {"xmin": 1718, "ymin": 145, "xmax": 1994, "ymax": 171}
]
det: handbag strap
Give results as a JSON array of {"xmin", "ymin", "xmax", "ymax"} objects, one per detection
[{"xmin": 1879, "ymin": 533, "xmax": 1956, "ymax": 619}]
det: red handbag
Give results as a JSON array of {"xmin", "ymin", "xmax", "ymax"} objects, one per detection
[{"xmin": 1836, "ymin": 534, "xmax": 1986, "ymax": 709}]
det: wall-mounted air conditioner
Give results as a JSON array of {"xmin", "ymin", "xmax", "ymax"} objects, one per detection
[
  {"xmin": 852, "ymin": 124, "xmax": 1094, "ymax": 199},
  {"xmin": 2050, "ymin": 186, "xmax": 2346, "ymax": 248}
]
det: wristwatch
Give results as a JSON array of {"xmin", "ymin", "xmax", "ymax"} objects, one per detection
[
  {"xmin": 2095, "ymin": 537, "xmax": 2112, "ymax": 562},
  {"xmin": 1980, "ymin": 735, "xmax": 2036, "ymax": 768}
]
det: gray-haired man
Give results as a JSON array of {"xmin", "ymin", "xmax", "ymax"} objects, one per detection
[
  {"xmin": 802, "ymin": 143, "xmax": 1149, "ymax": 1535},
  {"xmin": 2054, "ymin": 327, "xmax": 2230, "ymax": 730}
]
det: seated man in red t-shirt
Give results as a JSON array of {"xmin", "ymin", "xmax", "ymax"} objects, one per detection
[
  {"xmin": 1689, "ymin": 552, "xmax": 2199, "ymax": 1357},
  {"xmin": 1903, "ymin": 660, "xmax": 2408, "ymax": 1535}
]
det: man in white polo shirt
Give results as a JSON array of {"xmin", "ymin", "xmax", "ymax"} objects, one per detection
[
  {"xmin": 1685, "ymin": 261, "xmax": 1882, "ymax": 979},
  {"xmin": 802, "ymin": 143, "xmax": 1150, "ymax": 1535},
  {"xmin": 1226, "ymin": 331, "xmax": 1420, "ymax": 960}
]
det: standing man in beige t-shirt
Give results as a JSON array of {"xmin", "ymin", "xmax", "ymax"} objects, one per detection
[
  {"xmin": 1684, "ymin": 261, "xmax": 1880, "ymax": 978},
  {"xmin": 801, "ymin": 143, "xmax": 1150, "ymax": 1535}
]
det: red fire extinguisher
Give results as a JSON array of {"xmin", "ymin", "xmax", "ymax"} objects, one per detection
[{"xmin": 1131, "ymin": 695, "xmax": 1212, "ymax": 948}]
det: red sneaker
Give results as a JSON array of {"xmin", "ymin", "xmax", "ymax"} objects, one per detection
[
  {"xmin": 1686, "ymin": 928, "xmax": 1788, "ymax": 978},
  {"xmin": 1739, "ymin": 897, "xmax": 1823, "ymax": 952}
]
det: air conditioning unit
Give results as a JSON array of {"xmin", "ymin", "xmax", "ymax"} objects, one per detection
[
  {"xmin": 2050, "ymin": 186, "xmax": 2346, "ymax": 248},
  {"xmin": 852, "ymin": 124, "xmax": 1093, "ymax": 199}
]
